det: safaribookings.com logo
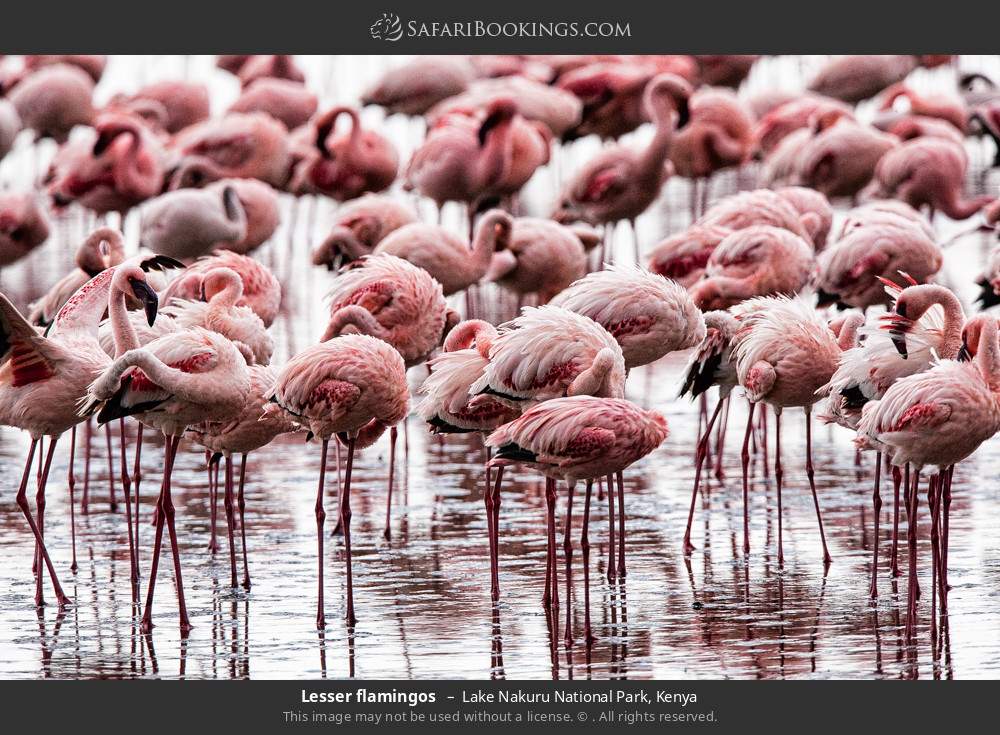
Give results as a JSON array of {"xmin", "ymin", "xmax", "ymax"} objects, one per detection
[{"xmin": 370, "ymin": 14, "xmax": 631, "ymax": 41}]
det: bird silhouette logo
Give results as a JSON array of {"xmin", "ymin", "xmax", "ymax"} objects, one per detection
[{"xmin": 370, "ymin": 13, "xmax": 403, "ymax": 41}]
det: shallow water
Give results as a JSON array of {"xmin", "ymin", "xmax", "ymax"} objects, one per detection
[{"xmin": 0, "ymin": 56, "xmax": 999, "ymax": 680}]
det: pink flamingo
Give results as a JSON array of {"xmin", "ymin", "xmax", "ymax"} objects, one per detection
[
  {"xmin": 83, "ymin": 326, "xmax": 252, "ymax": 634},
  {"xmin": 553, "ymin": 73, "xmax": 690, "ymax": 259},
  {"xmin": 857, "ymin": 314, "xmax": 1000, "ymax": 641},
  {"xmin": 732, "ymin": 296, "xmax": 847, "ymax": 566},
  {"xmin": 0, "ymin": 193, "xmax": 50, "ymax": 268},
  {"xmin": 404, "ymin": 98, "xmax": 519, "ymax": 212},
  {"xmin": 361, "ymin": 56, "xmax": 474, "ymax": 116},
  {"xmin": 140, "ymin": 185, "xmax": 247, "ymax": 261},
  {"xmin": 204, "ymin": 178, "xmax": 280, "ymax": 255},
  {"xmin": 28, "ymin": 226, "xmax": 125, "ymax": 326},
  {"xmin": 550, "ymin": 264, "xmax": 705, "ymax": 370},
  {"xmin": 236, "ymin": 55, "xmax": 305, "ymax": 88},
  {"xmin": 373, "ymin": 209, "xmax": 512, "ymax": 296},
  {"xmin": 161, "ymin": 250, "xmax": 282, "ymax": 328},
  {"xmin": 311, "ymin": 195, "xmax": 417, "ymax": 269},
  {"xmin": 22, "ymin": 55, "xmax": 106, "ymax": 83},
  {"xmin": 321, "ymin": 254, "xmax": 456, "ymax": 367},
  {"xmin": 647, "ymin": 224, "xmax": 730, "ymax": 287},
  {"xmin": 106, "ymin": 80, "xmax": 210, "ymax": 134},
  {"xmin": 808, "ymin": 55, "xmax": 924, "ymax": 105},
  {"xmin": 680, "ymin": 310, "xmax": 740, "ymax": 554},
  {"xmin": 550, "ymin": 263, "xmax": 704, "ymax": 576},
  {"xmin": 190, "ymin": 364, "xmax": 299, "ymax": 589},
  {"xmin": 5, "ymin": 63, "xmax": 94, "ymax": 142},
  {"xmin": 486, "ymin": 396, "xmax": 668, "ymax": 645},
  {"xmin": 229, "ymin": 78, "xmax": 318, "ymax": 131},
  {"xmin": 816, "ymin": 217, "xmax": 943, "ymax": 310},
  {"xmin": 417, "ymin": 319, "xmax": 520, "ymax": 598},
  {"xmin": 485, "ymin": 218, "xmax": 597, "ymax": 303},
  {"xmin": 168, "ymin": 112, "xmax": 291, "ymax": 189},
  {"xmin": 823, "ymin": 282, "xmax": 965, "ymax": 596},
  {"xmin": 688, "ymin": 225, "xmax": 816, "ymax": 311},
  {"xmin": 0, "ymin": 254, "xmax": 167, "ymax": 608},
  {"xmin": 48, "ymin": 112, "xmax": 165, "ymax": 215},
  {"xmin": 265, "ymin": 334, "xmax": 409, "ymax": 626},
  {"xmin": 794, "ymin": 118, "xmax": 898, "ymax": 200},
  {"xmin": 694, "ymin": 55, "xmax": 758, "ymax": 87},
  {"xmin": 428, "ymin": 76, "xmax": 583, "ymax": 138},
  {"xmin": 287, "ymin": 107, "xmax": 398, "ymax": 200},
  {"xmin": 874, "ymin": 83, "xmax": 968, "ymax": 134},
  {"xmin": 869, "ymin": 137, "xmax": 995, "ymax": 220},
  {"xmin": 753, "ymin": 94, "xmax": 854, "ymax": 156}
]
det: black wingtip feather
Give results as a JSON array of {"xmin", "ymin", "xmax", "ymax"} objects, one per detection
[
  {"xmin": 95, "ymin": 376, "xmax": 165, "ymax": 424},
  {"xmin": 976, "ymin": 278, "xmax": 1000, "ymax": 310},
  {"xmin": 427, "ymin": 416, "xmax": 475, "ymax": 434},
  {"xmin": 139, "ymin": 255, "xmax": 186, "ymax": 273},
  {"xmin": 494, "ymin": 442, "xmax": 538, "ymax": 463},
  {"xmin": 679, "ymin": 352, "xmax": 721, "ymax": 399}
]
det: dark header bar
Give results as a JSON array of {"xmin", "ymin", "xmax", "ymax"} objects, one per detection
[{"xmin": 1, "ymin": 0, "xmax": 997, "ymax": 53}]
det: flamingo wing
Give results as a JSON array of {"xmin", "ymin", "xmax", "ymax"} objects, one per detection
[
  {"xmin": 579, "ymin": 163, "xmax": 629, "ymax": 203},
  {"xmin": 0, "ymin": 293, "xmax": 58, "ymax": 387}
]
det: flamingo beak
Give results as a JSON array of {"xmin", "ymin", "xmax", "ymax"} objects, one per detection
[
  {"xmin": 129, "ymin": 277, "xmax": 159, "ymax": 326},
  {"xmin": 957, "ymin": 339, "xmax": 972, "ymax": 363}
]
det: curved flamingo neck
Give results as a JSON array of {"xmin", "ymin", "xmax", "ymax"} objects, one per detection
[
  {"xmin": 469, "ymin": 213, "xmax": 509, "ymax": 275},
  {"xmin": 475, "ymin": 117, "xmax": 513, "ymax": 190},
  {"xmin": 109, "ymin": 277, "xmax": 141, "ymax": 356},
  {"xmin": 976, "ymin": 318, "xmax": 1000, "ymax": 392},
  {"xmin": 316, "ymin": 107, "xmax": 360, "ymax": 159}
]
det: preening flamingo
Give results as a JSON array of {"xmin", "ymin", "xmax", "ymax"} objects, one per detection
[
  {"xmin": 229, "ymin": 78, "xmax": 318, "ymax": 131},
  {"xmin": 288, "ymin": 106, "xmax": 398, "ymax": 200},
  {"xmin": 732, "ymin": 296, "xmax": 848, "ymax": 566},
  {"xmin": 106, "ymin": 80, "xmax": 210, "ymax": 134},
  {"xmin": 83, "ymin": 326, "xmax": 252, "ymax": 634},
  {"xmin": 0, "ymin": 193, "xmax": 50, "ymax": 268},
  {"xmin": 6, "ymin": 63, "xmax": 95, "ymax": 142},
  {"xmin": 486, "ymin": 396, "xmax": 668, "ymax": 644},
  {"xmin": 140, "ymin": 185, "xmax": 247, "ymax": 261},
  {"xmin": 361, "ymin": 56, "xmax": 474, "ymax": 116},
  {"xmin": 311, "ymin": 194, "xmax": 417, "ymax": 269},
  {"xmin": 264, "ymin": 334, "xmax": 409, "ymax": 626}
]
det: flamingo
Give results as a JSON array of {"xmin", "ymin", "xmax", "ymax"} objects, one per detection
[
  {"xmin": 857, "ymin": 314, "xmax": 1000, "ymax": 641},
  {"xmin": 486, "ymin": 396, "xmax": 668, "ymax": 645},
  {"xmin": 204, "ymin": 178, "xmax": 281, "ymax": 256},
  {"xmin": 311, "ymin": 195, "xmax": 418, "ymax": 269},
  {"xmin": 236, "ymin": 55, "xmax": 305, "ymax": 88},
  {"xmin": 552, "ymin": 73, "xmax": 690, "ymax": 260},
  {"xmin": 140, "ymin": 185, "xmax": 248, "ymax": 261},
  {"xmin": 680, "ymin": 310, "xmax": 741, "ymax": 554},
  {"xmin": 6, "ymin": 63, "xmax": 95, "ymax": 142},
  {"xmin": 0, "ymin": 99, "xmax": 20, "ymax": 162},
  {"xmin": 106, "ymin": 80, "xmax": 210, "ymax": 134},
  {"xmin": 417, "ymin": 319, "xmax": 520, "ymax": 598},
  {"xmin": 808, "ymin": 55, "xmax": 930, "ymax": 105},
  {"xmin": 168, "ymin": 112, "xmax": 291, "ymax": 189},
  {"xmin": 28, "ymin": 225, "xmax": 125, "ymax": 327},
  {"xmin": 0, "ymin": 254, "xmax": 168, "ymax": 608},
  {"xmin": 485, "ymin": 218, "xmax": 597, "ymax": 304},
  {"xmin": 688, "ymin": 225, "xmax": 816, "ymax": 311},
  {"xmin": 229, "ymin": 78, "xmax": 318, "ymax": 131},
  {"xmin": 288, "ymin": 106, "xmax": 399, "ymax": 200},
  {"xmin": 161, "ymin": 250, "xmax": 282, "ymax": 328},
  {"xmin": 189, "ymin": 364, "xmax": 299, "ymax": 589},
  {"xmin": 732, "ymin": 296, "xmax": 849, "ymax": 566},
  {"xmin": 47, "ymin": 112, "xmax": 165, "ymax": 215},
  {"xmin": 264, "ymin": 334, "xmax": 409, "ymax": 626},
  {"xmin": 22, "ymin": 54, "xmax": 107, "ymax": 83},
  {"xmin": 361, "ymin": 56, "xmax": 474, "ymax": 116},
  {"xmin": 373, "ymin": 209, "xmax": 512, "ymax": 296},
  {"xmin": 0, "ymin": 193, "xmax": 50, "ymax": 268},
  {"xmin": 822, "ymin": 282, "xmax": 966, "ymax": 596},
  {"xmin": 82, "ymin": 325, "xmax": 252, "ymax": 634}
]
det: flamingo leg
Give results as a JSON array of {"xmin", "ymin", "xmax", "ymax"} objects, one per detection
[
  {"xmin": 805, "ymin": 411, "xmax": 832, "ymax": 567},
  {"xmin": 605, "ymin": 473, "xmax": 616, "ymax": 584},
  {"xmin": 615, "ymin": 471, "xmax": 626, "ymax": 578},
  {"xmin": 315, "ymin": 439, "xmax": 329, "ymax": 629},
  {"xmin": 238, "ymin": 453, "xmax": 251, "ymax": 590},
  {"xmin": 543, "ymin": 477, "xmax": 559, "ymax": 608},
  {"xmin": 68, "ymin": 425, "xmax": 78, "ymax": 573},
  {"xmin": 82, "ymin": 419, "xmax": 91, "ymax": 514},
  {"xmin": 484, "ymin": 456, "xmax": 497, "ymax": 601},
  {"xmin": 223, "ymin": 454, "xmax": 238, "ymax": 589},
  {"xmin": 490, "ymin": 466, "xmax": 503, "ymax": 599},
  {"xmin": 684, "ymin": 397, "xmax": 723, "ymax": 555},
  {"xmin": 580, "ymin": 479, "xmax": 595, "ymax": 645},
  {"xmin": 132, "ymin": 424, "xmax": 143, "ymax": 570},
  {"xmin": 906, "ymin": 467, "xmax": 921, "ymax": 643},
  {"xmin": 207, "ymin": 458, "xmax": 219, "ymax": 554},
  {"xmin": 714, "ymin": 396, "xmax": 730, "ymax": 480},
  {"xmin": 118, "ymin": 419, "xmax": 137, "ymax": 597},
  {"xmin": 33, "ymin": 437, "xmax": 60, "ymax": 607},
  {"xmin": 339, "ymin": 435, "xmax": 358, "ymax": 626},
  {"xmin": 741, "ymin": 402, "xmax": 756, "ymax": 557},
  {"xmin": 330, "ymin": 440, "xmax": 343, "ymax": 536},
  {"xmin": 161, "ymin": 435, "xmax": 190, "ymax": 633},
  {"xmin": 105, "ymin": 422, "xmax": 117, "ymax": 512},
  {"xmin": 563, "ymin": 480, "xmax": 575, "ymax": 648},
  {"xmin": 929, "ymin": 473, "xmax": 942, "ymax": 645},
  {"xmin": 140, "ymin": 435, "xmax": 185, "ymax": 634},
  {"xmin": 17, "ymin": 440, "xmax": 69, "ymax": 606},
  {"xmin": 775, "ymin": 409, "xmax": 784, "ymax": 567},
  {"xmin": 890, "ymin": 465, "xmax": 902, "ymax": 577},
  {"xmin": 869, "ymin": 452, "xmax": 883, "ymax": 599},
  {"xmin": 383, "ymin": 426, "xmax": 397, "ymax": 540}
]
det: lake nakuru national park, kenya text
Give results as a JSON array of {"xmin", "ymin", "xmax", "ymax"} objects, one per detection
[{"xmin": 299, "ymin": 688, "xmax": 698, "ymax": 706}]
